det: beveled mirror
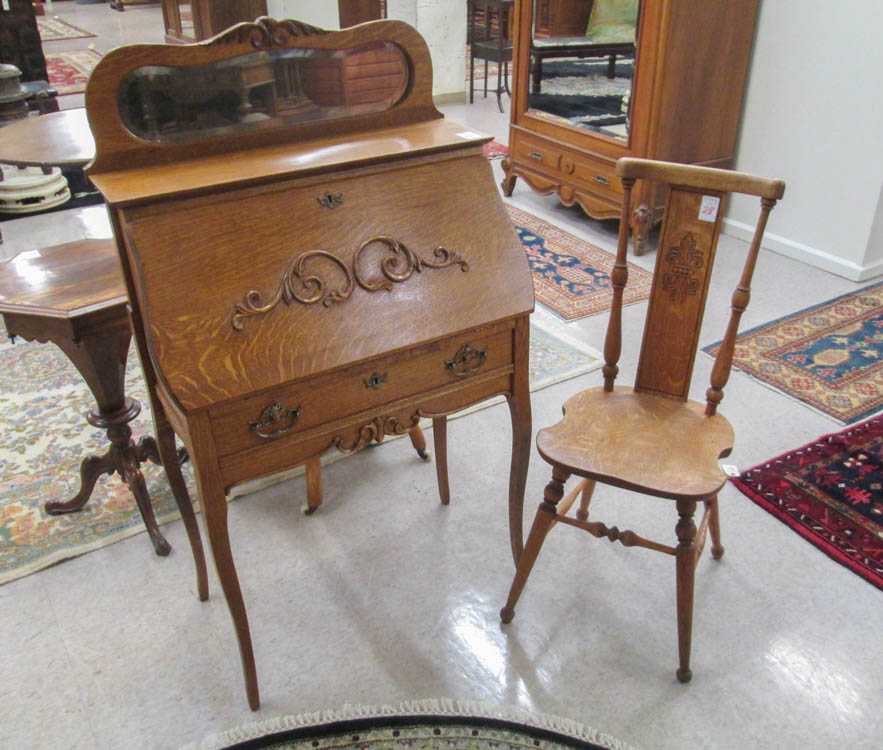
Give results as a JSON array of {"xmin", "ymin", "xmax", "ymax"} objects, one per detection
[
  {"xmin": 119, "ymin": 41, "xmax": 409, "ymax": 143},
  {"xmin": 527, "ymin": 0, "xmax": 640, "ymax": 141}
]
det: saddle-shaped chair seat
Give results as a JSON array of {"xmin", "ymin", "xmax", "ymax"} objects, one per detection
[{"xmin": 537, "ymin": 386, "xmax": 734, "ymax": 500}]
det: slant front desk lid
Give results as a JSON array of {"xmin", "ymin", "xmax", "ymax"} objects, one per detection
[{"xmin": 85, "ymin": 17, "xmax": 533, "ymax": 412}]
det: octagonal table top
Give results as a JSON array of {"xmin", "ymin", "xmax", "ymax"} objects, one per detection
[{"xmin": 0, "ymin": 238, "xmax": 124, "ymax": 319}]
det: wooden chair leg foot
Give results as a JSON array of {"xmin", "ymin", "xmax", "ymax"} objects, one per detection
[
  {"xmin": 707, "ymin": 494, "xmax": 724, "ymax": 560},
  {"xmin": 500, "ymin": 469, "xmax": 566, "ymax": 624},
  {"xmin": 675, "ymin": 498, "xmax": 697, "ymax": 685}
]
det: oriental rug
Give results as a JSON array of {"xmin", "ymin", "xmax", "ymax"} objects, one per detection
[
  {"xmin": 0, "ymin": 319, "xmax": 600, "ymax": 585},
  {"xmin": 186, "ymin": 699, "xmax": 633, "ymax": 750},
  {"xmin": 37, "ymin": 17, "xmax": 96, "ymax": 42},
  {"xmin": 732, "ymin": 416, "xmax": 883, "ymax": 590},
  {"xmin": 508, "ymin": 205, "xmax": 652, "ymax": 320},
  {"xmin": 703, "ymin": 281, "xmax": 883, "ymax": 424},
  {"xmin": 46, "ymin": 48, "xmax": 102, "ymax": 96},
  {"xmin": 482, "ymin": 140, "xmax": 509, "ymax": 160}
]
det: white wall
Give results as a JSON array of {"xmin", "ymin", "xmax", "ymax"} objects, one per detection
[
  {"xmin": 268, "ymin": 0, "xmax": 466, "ymax": 97},
  {"xmin": 267, "ymin": 1, "xmax": 340, "ymax": 29},
  {"xmin": 726, "ymin": 0, "xmax": 883, "ymax": 281}
]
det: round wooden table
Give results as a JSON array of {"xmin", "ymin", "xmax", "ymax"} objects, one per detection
[{"xmin": 0, "ymin": 108, "xmax": 95, "ymax": 169}]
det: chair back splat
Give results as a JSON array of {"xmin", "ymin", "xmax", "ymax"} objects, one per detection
[{"xmin": 604, "ymin": 158, "xmax": 785, "ymax": 410}]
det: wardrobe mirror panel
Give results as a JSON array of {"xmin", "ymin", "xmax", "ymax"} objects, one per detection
[{"xmin": 528, "ymin": 0, "xmax": 640, "ymax": 141}]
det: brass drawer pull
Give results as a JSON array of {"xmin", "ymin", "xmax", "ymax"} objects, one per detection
[
  {"xmin": 317, "ymin": 192, "xmax": 344, "ymax": 209},
  {"xmin": 529, "ymin": 151, "xmax": 544, "ymax": 161},
  {"xmin": 364, "ymin": 371, "xmax": 387, "ymax": 390},
  {"xmin": 445, "ymin": 344, "xmax": 487, "ymax": 378},
  {"xmin": 250, "ymin": 402, "xmax": 301, "ymax": 440},
  {"xmin": 594, "ymin": 175, "xmax": 610, "ymax": 185}
]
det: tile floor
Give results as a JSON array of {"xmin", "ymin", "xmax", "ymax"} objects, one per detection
[{"xmin": 1, "ymin": 4, "xmax": 881, "ymax": 749}]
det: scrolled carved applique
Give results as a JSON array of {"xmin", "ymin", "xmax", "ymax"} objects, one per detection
[
  {"xmin": 661, "ymin": 232, "xmax": 706, "ymax": 302},
  {"xmin": 333, "ymin": 414, "xmax": 421, "ymax": 454},
  {"xmin": 212, "ymin": 17, "xmax": 330, "ymax": 50},
  {"xmin": 353, "ymin": 236, "xmax": 469, "ymax": 293},
  {"xmin": 232, "ymin": 238, "xmax": 470, "ymax": 331},
  {"xmin": 232, "ymin": 251, "xmax": 354, "ymax": 331}
]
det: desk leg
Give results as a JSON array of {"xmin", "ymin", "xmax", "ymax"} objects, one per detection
[
  {"xmin": 44, "ymin": 321, "xmax": 172, "ymax": 557},
  {"xmin": 507, "ymin": 317, "xmax": 532, "ymax": 565},
  {"xmin": 191, "ymin": 431, "xmax": 260, "ymax": 711}
]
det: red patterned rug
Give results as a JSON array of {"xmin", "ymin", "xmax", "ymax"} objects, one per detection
[
  {"xmin": 46, "ymin": 49, "xmax": 103, "ymax": 96},
  {"xmin": 482, "ymin": 140, "xmax": 509, "ymax": 160},
  {"xmin": 733, "ymin": 416, "xmax": 883, "ymax": 590}
]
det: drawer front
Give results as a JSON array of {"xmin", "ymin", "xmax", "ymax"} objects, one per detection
[
  {"xmin": 514, "ymin": 134, "xmax": 563, "ymax": 172},
  {"xmin": 513, "ymin": 131, "xmax": 623, "ymax": 199},
  {"xmin": 571, "ymin": 151, "xmax": 623, "ymax": 197},
  {"xmin": 210, "ymin": 324, "xmax": 513, "ymax": 456}
]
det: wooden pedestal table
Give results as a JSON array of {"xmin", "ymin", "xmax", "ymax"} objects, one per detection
[{"xmin": 0, "ymin": 239, "xmax": 206, "ymax": 572}]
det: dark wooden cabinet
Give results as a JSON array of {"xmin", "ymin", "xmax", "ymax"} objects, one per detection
[
  {"xmin": 534, "ymin": 0, "xmax": 594, "ymax": 37},
  {"xmin": 161, "ymin": 0, "xmax": 268, "ymax": 43},
  {"xmin": 503, "ymin": 0, "xmax": 760, "ymax": 254},
  {"xmin": 0, "ymin": 0, "xmax": 47, "ymax": 82},
  {"xmin": 338, "ymin": 0, "xmax": 386, "ymax": 27}
]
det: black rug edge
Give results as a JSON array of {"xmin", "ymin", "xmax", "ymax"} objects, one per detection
[{"xmin": 223, "ymin": 714, "xmax": 608, "ymax": 750}]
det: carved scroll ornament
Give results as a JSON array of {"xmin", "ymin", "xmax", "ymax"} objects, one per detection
[
  {"xmin": 211, "ymin": 17, "xmax": 330, "ymax": 50},
  {"xmin": 232, "ymin": 237, "xmax": 469, "ymax": 331},
  {"xmin": 333, "ymin": 413, "xmax": 421, "ymax": 454}
]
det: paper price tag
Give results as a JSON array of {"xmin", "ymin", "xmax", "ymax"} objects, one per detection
[
  {"xmin": 2, "ymin": 0, "xmax": 10, "ymax": 12},
  {"xmin": 698, "ymin": 195, "xmax": 720, "ymax": 223},
  {"xmin": 721, "ymin": 464, "xmax": 741, "ymax": 477},
  {"xmin": 456, "ymin": 131, "xmax": 483, "ymax": 140}
]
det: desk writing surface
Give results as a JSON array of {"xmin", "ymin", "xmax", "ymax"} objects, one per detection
[{"xmin": 120, "ymin": 151, "xmax": 532, "ymax": 411}]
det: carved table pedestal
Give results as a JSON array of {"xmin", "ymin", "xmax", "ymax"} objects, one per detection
[{"xmin": 0, "ymin": 238, "xmax": 188, "ymax": 556}]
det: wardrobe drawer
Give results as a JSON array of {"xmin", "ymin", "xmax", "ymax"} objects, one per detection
[
  {"xmin": 571, "ymin": 152, "xmax": 623, "ymax": 197},
  {"xmin": 209, "ymin": 323, "xmax": 513, "ymax": 456},
  {"xmin": 514, "ymin": 136, "xmax": 563, "ymax": 172}
]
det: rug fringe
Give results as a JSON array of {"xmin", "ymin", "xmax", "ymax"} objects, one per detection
[{"xmin": 183, "ymin": 698, "xmax": 638, "ymax": 750}]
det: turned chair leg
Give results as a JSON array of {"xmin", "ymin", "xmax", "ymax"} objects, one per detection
[
  {"xmin": 303, "ymin": 457, "xmax": 322, "ymax": 515},
  {"xmin": 432, "ymin": 416, "xmax": 450, "ymax": 505},
  {"xmin": 408, "ymin": 425, "xmax": 429, "ymax": 460},
  {"xmin": 576, "ymin": 479, "xmax": 596, "ymax": 522},
  {"xmin": 500, "ymin": 466, "xmax": 568, "ymax": 623},
  {"xmin": 706, "ymin": 494, "xmax": 724, "ymax": 559},
  {"xmin": 675, "ymin": 498, "xmax": 697, "ymax": 684}
]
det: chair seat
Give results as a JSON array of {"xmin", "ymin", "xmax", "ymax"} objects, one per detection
[{"xmin": 536, "ymin": 386, "xmax": 734, "ymax": 499}]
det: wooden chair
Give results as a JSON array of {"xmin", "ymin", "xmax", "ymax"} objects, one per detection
[
  {"xmin": 500, "ymin": 157, "xmax": 785, "ymax": 682},
  {"xmin": 468, "ymin": 0, "xmax": 515, "ymax": 113}
]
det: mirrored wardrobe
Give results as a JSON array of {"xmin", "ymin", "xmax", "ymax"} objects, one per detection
[{"xmin": 502, "ymin": 0, "xmax": 760, "ymax": 254}]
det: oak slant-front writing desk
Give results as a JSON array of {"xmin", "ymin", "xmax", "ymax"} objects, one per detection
[{"xmin": 85, "ymin": 17, "xmax": 534, "ymax": 708}]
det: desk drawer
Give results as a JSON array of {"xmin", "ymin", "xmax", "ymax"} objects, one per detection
[{"xmin": 210, "ymin": 323, "xmax": 513, "ymax": 456}]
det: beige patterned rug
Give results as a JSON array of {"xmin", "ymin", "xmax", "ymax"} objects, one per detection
[
  {"xmin": 46, "ymin": 48, "xmax": 102, "ymax": 96},
  {"xmin": 37, "ymin": 16, "xmax": 96, "ymax": 42},
  {"xmin": 0, "ymin": 319, "xmax": 600, "ymax": 586}
]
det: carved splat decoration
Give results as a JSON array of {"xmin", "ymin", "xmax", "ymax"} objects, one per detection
[
  {"xmin": 661, "ymin": 232, "xmax": 705, "ymax": 302},
  {"xmin": 208, "ymin": 17, "xmax": 330, "ymax": 49},
  {"xmin": 635, "ymin": 188, "xmax": 723, "ymax": 400}
]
